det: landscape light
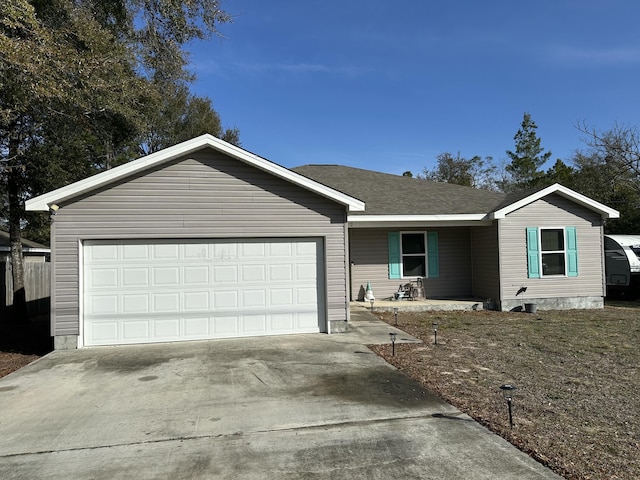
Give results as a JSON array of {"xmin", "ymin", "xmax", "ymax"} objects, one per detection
[
  {"xmin": 370, "ymin": 298, "xmax": 375, "ymax": 311},
  {"xmin": 499, "ymin": 384, "xmax": 517, "ymax": 428},
  {"xmin": 432, "ymin": 322, "xmax": 438, "ymax": 345},
  {"xmin": 393, "ymin": 307, "xmax": 398, "ymax": 326},
  {"xmin": 389, "ymin": 332, "xmax": 397, "ymax": 356}
]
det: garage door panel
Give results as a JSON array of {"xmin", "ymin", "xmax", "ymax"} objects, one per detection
[
  {"xmin": 153, "ymin": 293, "xmax": 179, "ymax": 312},
  {"xmin": 270, "ymin": 313, "xmax": 294, "ymax": 331},
  {"xmin": 122, "ymin": 244, "xmax": 149, "ymax": 260},
  {"xmin": 242, "ymin": 243, "xmax": 265, "ymax": 257},
  {"xmin": 123, "ymin": 294, "xmax": 149, "ymax": 313},
  {"xmin": 270, "ymin": 264, "xmax": 293, "ymax": 282},
  {"xmin": 242, "ymin": 264, "xmax": 266, "ymax": 282},
  {"xmin": 214, "ymin": 315, "xmax": 239, "ymax": 335},
  {"xmin": 184, "ymin": 266, "xmax": 208, "ymax": 284},
  {"xmin": 122, "ymin": 268, "xmax": 149, "ymax": 287},
  {"xmin": 83, "ymin": 239, "xmax": 323, "ymax": 346},
  {"xmin": 213, "ymin": 290, "xmax": 239, "ymax": 309},
  {"xmin": 296, "ymin": 263, "xmax": 316, "ymax": 280},
  {"xmin": 184, "ymin": 317, "xmax": 209, "ymax": 337},
  {"xmin": 213, "ymin": 265, "xmax": 238, "ymax": 283},
  {"xmin": 297, "ymin": 287, "xmax": 318, "ymax": 304},
  {"xmin": 153, "ymin": 244, "xmax": 179, "ymax": 259},
  {"xmin": 89, "ymin": 322, "xmax": 119, "ymax": 344},
  {"xmin": 242, "ymin": 314, "xmax": 266, "ymax": 333},
  {"xmin": 298, "ymin": 312, "xmax": 319, "ymax": 329},
  {"xmin": 270, "ymin": 243, "xmax": 292, "ymax": 256},
  {"xmin": 122, "ymin": 320, "xmax": 149, "ymax": 341},
  {"xmin": 89, "ymin": 268, "xmax": 118, "ymax": 288},
  {"xmin": 89, "ymin": 244, "xmax": 118, "ymax": 261},
  {"xmin": 184, "ymin": 291, "xmax": 209, "ymax": 311},
  {"xmin": 154, "ymin": 319, "xmax": 180, "ymax": 338},
  {"xmin": 153, "ymin": 267, "xmax": 180, "ymax": 286},
  {"xmin": 89, "ymin": 295, "xmax": 118, "ymax": 315},
  {"xmin": 270, "ymin": 288, "xmax": 293, "ymax": 306}
]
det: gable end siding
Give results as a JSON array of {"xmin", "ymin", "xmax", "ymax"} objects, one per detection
[
  {"xmin": 51, "ymin": 150, "xmax": 348, "ymax": 337},
  {"xmin": 498, "ymin": 194, "xmax": 604, "ymax": 303}
]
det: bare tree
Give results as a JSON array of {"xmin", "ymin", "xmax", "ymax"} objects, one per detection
[{"xmin": 577, "ymin": 122, "xmax": 640, "ymax": 194}]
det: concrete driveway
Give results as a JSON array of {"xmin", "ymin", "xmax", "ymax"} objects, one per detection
[{"xmin": 0, "ymin": 311, "xmax": 561, "ymax": 479}]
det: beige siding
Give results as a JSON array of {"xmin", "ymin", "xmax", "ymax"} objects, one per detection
[
  {"xmin": 470, "ymin": 224, "xmax": 500, "ymax": 302},
  {"xmin": 51, "ymin": 149, "xmax": 348, "ymax": 336},
  {"xmin": 349, "ymin": 227, "xmax": 473, "ymax": 300},
  {"xmin": 498, "ymin": 194, "xmax": 604, "ymax": 308}
]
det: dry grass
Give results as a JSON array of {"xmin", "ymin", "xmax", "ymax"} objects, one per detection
[{"xmin": 370, "ymin": 302, "xmax": 640, "ymax": 480}]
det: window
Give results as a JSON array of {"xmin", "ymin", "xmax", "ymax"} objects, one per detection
[
  {"xmin": 388, "ymin": 231, "xmax": 439, "ymax": 279},
  {"xmin": 541, "ymin": 228, "xmax": 565, "ymax": 276},
  {"xmin": 402, "ymin": 233, "xmax": 426, "ymax": 277},
  {"xmin": 526, "ymin": 227, "xmax": 578, "ymax": 278}
]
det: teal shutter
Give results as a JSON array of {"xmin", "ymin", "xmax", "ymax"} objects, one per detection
[
  {"xmin": 526, "ymin": 227, "xmax": 540, "ymax": 278},
  {"xmin": 566, "ymin": 226, "xmax": 578, "ymax": 277},
  {"xmin": 427, "ymin": 231, "xmax": 439, "ymax": 278},
  {"xmin": 388, "ymin": 232, "xmax": 401, "ymax": 279}
]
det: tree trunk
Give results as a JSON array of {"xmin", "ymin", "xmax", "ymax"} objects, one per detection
[{"xmin": 7, "ymin": 140, "xmax": 28, "ymax": 323}]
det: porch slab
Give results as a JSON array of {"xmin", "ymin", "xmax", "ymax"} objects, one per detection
[{"xmin": 352, "ymin": 298, "xmax": 484, "ymax": 312}]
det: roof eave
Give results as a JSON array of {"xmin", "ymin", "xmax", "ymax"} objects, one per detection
[
  {"xmin": 25, "ymin": 134, "xmax": 365, "ymax": 213},
  {"xmin": 490, "ymin": 183, "xmax": 620, "ymax": 220},
  {"xmin": 347, "ymin": 214, "xmax": 492, "ymax": 228}
]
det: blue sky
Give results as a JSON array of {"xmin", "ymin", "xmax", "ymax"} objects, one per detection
[{"xmin": 188, "ymin": 0, "xmax": 640, "ymax": 176}]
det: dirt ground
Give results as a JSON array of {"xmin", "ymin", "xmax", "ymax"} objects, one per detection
[
  {"xmin": 370, "ymin": 302, "xmax": 640, "ymax": 480},
  {"xmin": 0, "ymin": 316, "xmax": 52, "ymax": 379}
]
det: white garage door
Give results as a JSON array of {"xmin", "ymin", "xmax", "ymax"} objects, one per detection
[{"xmin": 83, "ymin": 239, "xmax": 324, "ymax": 346}]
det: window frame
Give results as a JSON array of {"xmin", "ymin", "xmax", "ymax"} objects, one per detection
[
  {"xmin": 400, "ymin": 231, "xmax": 427, "ymax": 278},
  {"xmin": 539, "ymin": 227, "xmax": 567, "ymax": 277}
]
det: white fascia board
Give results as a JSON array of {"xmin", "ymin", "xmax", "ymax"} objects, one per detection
[
  {"xmin": 347, "ymin": 214, "xmax": 491, "ymax": 228},
  {"xmin": 491, "ymin": 183, "xmax": 620, "ymax": 220},
  {"xmin": 26, "ymin": 134, "xmax": 365, "ymax": 212}
]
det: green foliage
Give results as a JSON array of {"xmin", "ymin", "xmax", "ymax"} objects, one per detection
[
  {"xmin": 503, "ymin": 112, "xmax": 552, "ymax": 191},
  {"xmin": 140, "ymin": 85, "xmax": 240, "ymax": 155},
  {"xmin": 1, "ymin": 0, "xmax": 237, "ymax": 301},
  {"xmin": 421, "ymin": 152, "xmax": 496, "ymax": 190}
]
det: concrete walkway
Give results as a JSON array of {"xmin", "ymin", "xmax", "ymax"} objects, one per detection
[{"xmin": 0, "ymin": 313, "xmax": 562, "ymax": 479}]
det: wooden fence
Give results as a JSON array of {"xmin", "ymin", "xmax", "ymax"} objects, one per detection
[{"xmin": 1, "ymin": 261, "xmax": 51, "ymax": 317}]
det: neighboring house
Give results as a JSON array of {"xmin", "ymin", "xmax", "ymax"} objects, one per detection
[
  {"xmin": 0, "ymin": 230, "xmax": 51, "ymax": 262},
  {"xmin": 26, "ymin": 135, "xmax": 619, "ymax": 349}
]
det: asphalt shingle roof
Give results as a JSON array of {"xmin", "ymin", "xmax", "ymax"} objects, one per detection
[
  {"xmin": 292, "ymin": 165, "xmax": 507, "ymax": 216},
  {"xmin": 0, "ymin": 230, "xmax": 49, "ymax": 249}
]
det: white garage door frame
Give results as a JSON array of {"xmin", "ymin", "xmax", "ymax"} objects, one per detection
[{"xmin": 79, "ymin": 237, "xmax": 327, "ymax": 347}]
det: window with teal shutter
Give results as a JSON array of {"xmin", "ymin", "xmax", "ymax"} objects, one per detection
[
  {"xmin": 388, "ymin": 232, "xmax": 401, "ymax": 279},
  {"xmin": 427, "ymin": 231, "xmax": 439, "ymax": 278},
  {"xmin": 526, "ymin": 227, "xmax": 540, "ymax": 278},
  {"xmin": 566, "ymin": 226, "xmax": 578, "ymax": 277}
]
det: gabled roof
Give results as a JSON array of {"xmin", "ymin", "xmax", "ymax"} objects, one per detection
[
  {"xmin": 490, "ymin": 183, "xmax": 619, "ymax": 219},
  {"xmin": 0, "ymin": 230, "xmax": 50, "ymax": 252},
  {"xmin": 292, "ymin": 165, "xmax": 504, "ymax": 216},
  {"xmin": 292, "ymin": 165, "xmax": 620, "ymax": 224},
  {"xmin": 25, "ymin": 135, "xmax": 365, "ymax": 213}
]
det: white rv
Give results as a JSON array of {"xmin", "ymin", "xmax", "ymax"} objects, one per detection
[{"xmin": 604, "ymin": 234, "xmax": 640, "ymax": 297}]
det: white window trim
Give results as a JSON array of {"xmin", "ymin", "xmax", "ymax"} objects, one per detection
[
  {"xmin": 400, "ymin": 231, "xmax": 427, "ymax": 279},
  {"xmin": 539, "ymin": 227, "xmax": 567, "ymax": 277}
]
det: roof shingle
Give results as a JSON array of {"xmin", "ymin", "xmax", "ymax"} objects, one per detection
[{"xmin": 291, "ymin": 165, "xmax": 506, "ymax": 216}]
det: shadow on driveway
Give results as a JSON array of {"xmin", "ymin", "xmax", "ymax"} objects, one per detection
[{"xmin": 0, "ymin": 324, "xmax": 561, "ymax": 479}]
